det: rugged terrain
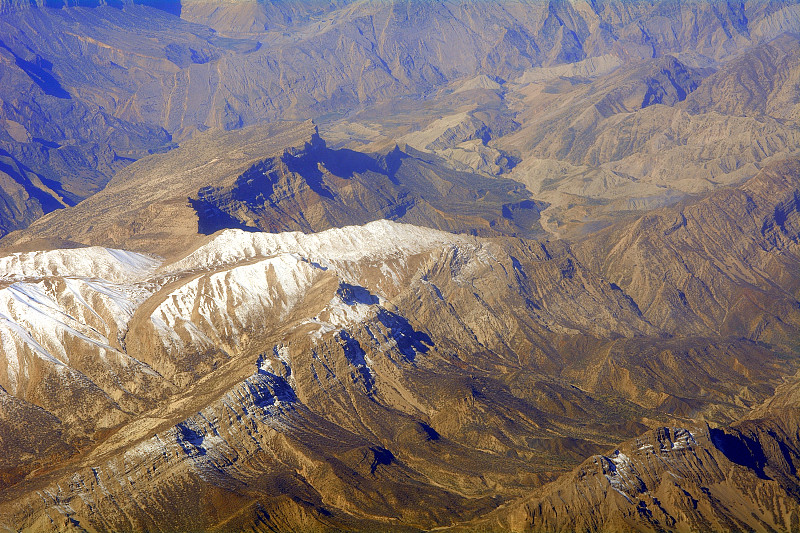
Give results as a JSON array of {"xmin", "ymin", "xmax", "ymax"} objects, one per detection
[
  {"xmin": 1, "ymin": 0, "xmax": 800, "ymax": 531},
  {"xmin": 2, "ymin": 0, "xmax": 800, "ymax": 235},
  {"xmin": 0, "ymin": 155, "xmax": 798, "ymax": 530}
]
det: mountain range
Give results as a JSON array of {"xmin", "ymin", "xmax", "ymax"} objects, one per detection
[{"xmin": 0, "ymin": 0, "xmax": 800, "ymax": 531}]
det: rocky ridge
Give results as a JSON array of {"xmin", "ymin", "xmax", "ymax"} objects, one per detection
[{"xmin": 0, "ymin": 120, "xmax": 545, "ymax": 261}]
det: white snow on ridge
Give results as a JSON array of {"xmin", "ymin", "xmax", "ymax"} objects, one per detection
[
  {"xmin": 0, "ymin": 282, "xmax": 114, "ymax": 359},
  {"xmin": 0, "ymin": 221, "xmax": 465, "ymax": 392},
  {"xmin": 149, "ymin": 222, "xmax": 455, "ymax": 353},
  {"xmin": 670, "ymin": 428, "xmax": 697, "ymax": 450},
  {"xmin": 166, "ymin": 220, "xmax": 469, "ymax": 275},
  {"xmin": 0, "ymin": 247, "xmax": 162, "ymax": 283},
  {"xmin": 151, "ymin": 254, "xmax": 323, "ymax": 353},
  {"xmin": 603, "ymin": 450, "xmax": 638, "ymax": 499},
  {"xmin": 0, "ymin": 275, "xmax": 156, "ymax": 394}
]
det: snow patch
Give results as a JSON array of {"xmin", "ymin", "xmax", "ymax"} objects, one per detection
[
  {"xmin": 150, "ymin": 254, "xmax": 321, "ymax": 352},
  {"xmin": 601, "ymin": 450, "xmax": 640, "ymax": 497},
  {"xmin": 0, "ymin": 274, "xmax": 156, "ymax": 393},
  {"xmin": 304, "ymin": 285, "xmax": 382, "ymax": 342},
  {"xmin": 670, "ymin": 428, "xmax": 697, "ymax": 450}
]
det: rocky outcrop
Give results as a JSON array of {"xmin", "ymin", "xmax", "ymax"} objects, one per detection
[
  {"xmin": 188, "ymin": 141, "xmax": 541, "ymax": 238},
  {"xmin": 0, "ymin": 123, "xmax": 545, "ymax": 260},
  {"xmin": 0, "ymin": 120, "xmax": 321, "ymax": 259}
]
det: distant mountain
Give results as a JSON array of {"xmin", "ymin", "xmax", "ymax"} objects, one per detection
[
  {"xmin": 575, "ymin": 157, "xmax": 800, "ymax": 342},
  {"xmin": 489, "ymin": 33, "xmax": 800, "ymax": 239},
  {"xmin": 1, "ymin": 0, "xmax": 800, "ymax": 235}
]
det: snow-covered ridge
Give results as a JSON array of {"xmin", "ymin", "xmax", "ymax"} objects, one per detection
[
  {"xmin": 150, "ymin": 221, "xmax": 468, "ymax": 356},
  {"xmin": 0, "ymin": 221, "xmax": 465, "ymax": 395},
  {"xmin": 0, "ymin": 247, "xmax": 162, "ymax": 284},
  {"xmin": 165, "ymin": 220, "xmax": 470, "ymax": 274},
  {"xmin": 0, "ymin": 277, "xmax": 155, "ymax": 394},
  {"xmin": 0, "ymin": 246, "xmax": 161, "ymax": 394}
]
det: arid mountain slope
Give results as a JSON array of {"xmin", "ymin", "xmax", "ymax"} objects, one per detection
[
  {"xmin": 356, "ymin": 32, "xmax": 800, "ymax": 242},
  {"xmin": 467, "ymin": 418, "xmax": 800, "ymax": 532},
  {"xmin": 683, "ymin": 32, "xmax": 800, "ymax": 119},
  {"xmin": 0, "ymin": 150, "xmax": 75, "ymax": 235},
  {"xmin": 1, "ymin": 121, "xmax": 320, "ymax": 258},
  {"xmin": 426, "ymin": 160, "xmax": 800, "ymax": 532},
  {"xmin": 0, "ymin": 2, "xmax": 799, "ymax": 530},
  {"xmin": 496, "ymin": 35, "xmax": 800, "ymax": 238},
  {"xmin": 466, "ymin": 369, "xmax": 800, "ymax": 533},
  {"xmin": 575, "ymin": 158, "xmax": 800, "ymax": 344}
]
